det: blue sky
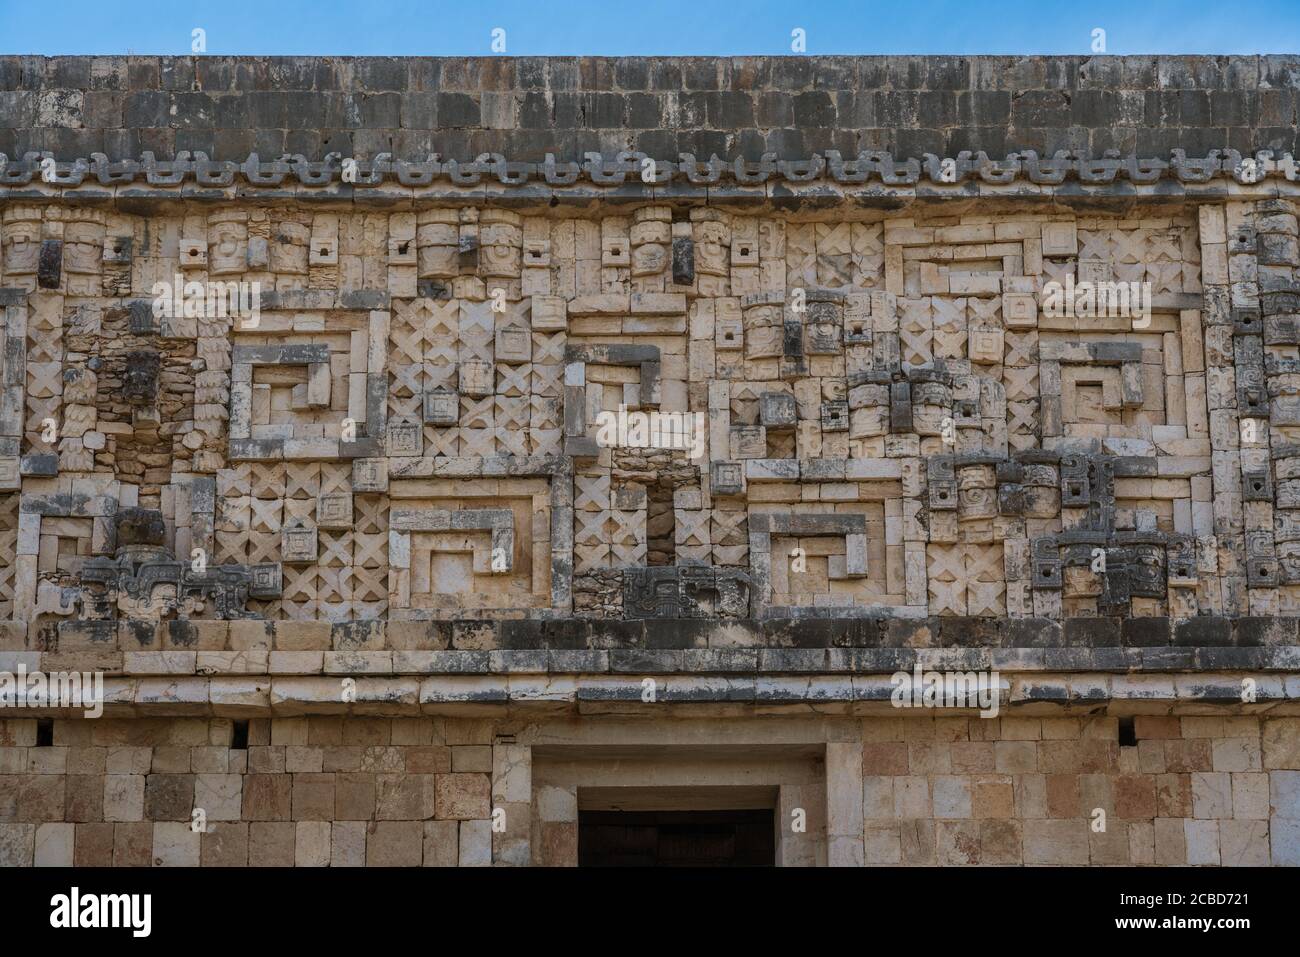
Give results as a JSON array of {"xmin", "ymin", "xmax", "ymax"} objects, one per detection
[{"xmin": 1, "ymin": 0, "xmax": 1298, "ymax": 56}]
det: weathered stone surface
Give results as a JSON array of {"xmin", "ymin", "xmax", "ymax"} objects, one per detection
[{"xmin": 0, "ymin": 54, "xmax": 1296, "ymax": 871}]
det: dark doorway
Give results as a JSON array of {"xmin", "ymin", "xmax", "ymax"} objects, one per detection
[{"xmin": 578, "ymin": 809, "xmax": 775, "ymax": 866}]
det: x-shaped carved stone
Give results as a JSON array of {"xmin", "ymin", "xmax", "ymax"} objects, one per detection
[
  {"xmin": 282, "ymin": 463, "xmax": 318, "ymax": 499},
  {"xmin": 931, "ymin": 297, "xmax": 967, "ymax": 327},
  {"xmin": 425, "ymin": 427, "xmax": 459, "ymax": 457},
  {"xmin": 496, "ymin": 363, "xmax": 530, "ymax": 397},
  {"xmin": 316, "ymin": 566, "xmax": 350, "ymax": 602},
  {"xmin": 1007, "ymin": 400, "xmax": 1039, "ymax": 435},
  {"xmin": 819, "ymin": 254, "xmax": 853, "ymax": 288},
  {"xmin": 575, "ymin": 473, "xmax": 610, "ymax": 511},
  {"xmin": 785, "ymin": 226, "xmax": 817, "ymax": 289},
  {"xmin": 498, "ymin": 428, "xmax": 528, "ymax": 457},
  {"xmin": 350, "ymin": 565, "xmax": 387, "ymax": 602},
  {"xmin": 855, "ymin": 222, "xmax": 884, "ymax": 256},
  {"xmin": 27, "ymin": 362, "xmax": 62, "ymax": 400},
  {"xmin": 899, "ymin": 322, "xmax": 933, "ymax": 366},
  {"xmin": 965, "ymin": 544, "xmax": 1004, "ymax": 582},
  {"xmin": 530, "ymin": 395, "xmax": 560, "ymax": 430},
  {"xmin": 966, "ymin": 579, "xmax": 1005, "ymax": 615},
  {"xmin": 28, "ymin": 333, "xmax": 61, "ymax": 366},
  {"xmin": 459, "ymin": 427, "xmax": 496, "ymax": 457},
  {"xmin": 213, "ymin": 531, "xmax": 247, "ymax": 565},
  {"xmin": 389, "ymin": 323, "xmax": 428, "ymax": 369},
  {"xmin": 1113, "ymin": 262, "xmax": 1145, "ymax": 283},
  {"xmin": 282, "ymin": 564, "xmax": 316, "ymax": 602},
  {"xmin": 532, "ymin": 331, "xmax": 565, "ymax": 365},
  {"xmin": 531, "ymin": 363, "xmax": 561, "ymax": 397},
  {"xmin": 422, "ymin": 361, "xmax": 454, "ymax": 391},
  {"xmin": 283, "ymin": 499, "xmax": 312, "ymax": 527},
  {"xmin": 318, "ymin": 530, "xmax": 352, "ymax": 567},
  {"xmin": 494, "ymin": 396, "xmax": 530, "ymax": 432},
  {"xmin": 1147, "ymin": 262, "xmax": 1183, "ymax": 294},
  {"xmin": 1146, "ymin": 231, "xmax": 1181, "ymax": 262},
  {"xmin": 282, "ymin": 600, "xmax": 318, "ymax": 621},
  {"xmin": 1009, "ymin": 430, "xmax": 1037, "ymax": 452},
  {"xmin": 575, "ymin": 542, "xmax": 611, "ymax": 573},
  {"xmin": 247, "ymin": 531, "xmax": 280, "ymax": 565},
  {"xmin": 530, "ymin": 429, "xmax": 560, "ymax": 456},
  {"xmin": 320, "ymin": 464, "xmax": 351, "ymax": 495},
  {"xmin": 352, "ymin": 531, "xmax": 387, "ymax": 568},
  {"xmin": 390, "ymin": 362, "xmax": 426, "ymax": 399},
  {"xmin": 1004, "ymin": 366, "xmax": 1039, "ymax": 402},
  {"xmin": 816, "ymin": 222, "xmax": 852, "ymax": 257},
  {"xmin": 967, "ymin": 296, "xmax": 1001, "ymax": 323},
  {"xmin": 927, "ymin": 543, "xmax": 966, "ymax": 582},
  {"xmin": 610, "ymin": 540, "xmax": 646, "ymax": 567},
  {"xmin": 425, "ymin": 310, "xmax": 460, "ymax": 371},
  {"xmin": 932, "ymin": 326, "xmax": 968, "ymax": 360},
  {"xmin": 460, "ymin": 395, "xmax": 494, "ymax": 430},
  {"xmin": 674, "ymin": 510, "xmax": 710, "ymax": 547},
  {"xmin": 250, "ymin": 463, "xmax": 286, "ymax": 498},
  {"xmin": 1077, "ymin": 231, "xmax": 1111, "ymax": 262},
  {"xmin": 388, "ymin": 394, "xmax": 421, "ymax": 421},
  {"xmin": 1003, "ymin": 332, "xmax": 1038, "ymax": 367},
  {"xmin": 711, "ymin": 510, "xmax": 747, "ymax": 546},
  {"xmin": 249, "ymin": 497, "xmax": 282, "ymax": 534},
  {"xmin": 458, "ymin": 302, "xmax": 495, "ymax": 360},
  {"xmin": 1042, "ymin": 259, "xmax": 1073, "ymax": 283},
  {"xmin": 353, "ymin": 497, "xmax": 388, "ymax": 535},
  {"xmin": 216, "ymin": 496, "xmax": 251, "ymax": 534},
  {"xmin": 1111, "ymin": 230, "xmax": 1145, "ymax": 263},
  {"xmin": 575, "ymin": 509, "xmax": 611, "ymax": 545},
  {"xmin": 928, "ymin": 578, "xmax": 966, "ymax": 615},
  {"xmin": 609, "ymin": 510, "xmax": 645, "ymax": 546},
  {"xmin": 899, "ymin": 297, "xmax": 932, "ymax": 327},
  {"xmin": 713, "ymin": 544, "xmax": 749, "ymax": 566}
]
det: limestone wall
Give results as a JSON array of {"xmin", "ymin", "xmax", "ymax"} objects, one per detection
[
  {"xmin": 2, "ymin": 54, "xmax": 1300, "ymax": 868},
  {"xmin": 2, "ymin": 714, "xmax": 1297, "ymax": 866},
  {"xmin": 3, "ymin": 54, "xmax": 1297, "ymax": 162}
]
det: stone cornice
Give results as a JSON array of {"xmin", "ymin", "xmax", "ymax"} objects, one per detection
[
  {"xmin": 1, "ymin": 149, "xmax": 1298, "ymax": 205},
  {"xmin": 4, "ymin": 661, "xmax": 1299, "ymax": 718}
]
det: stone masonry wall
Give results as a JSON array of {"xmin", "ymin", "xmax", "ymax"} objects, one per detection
[
  {"xmin": 2, "ymin": 55, "xmax": 1300, "ymax": 868},
  {"xmin": 2, "ymin": 713, "xmax": 1299, "ymax": 866},
  {"xmin": 2, "ymin": 54, "xmax": 1298, "ymax": 162}
]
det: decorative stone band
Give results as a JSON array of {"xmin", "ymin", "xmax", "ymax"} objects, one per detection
[
  {"xmin": 0, "ymin": 647, "xmax": 1297, "ymax": 717},
  {"xmin": 17, "ymin": 614, "xmax": 1300, "ymax": 659},
  {"xmin": 2, "ymin": 148, "xmax": 1299, "ymax": 199}
]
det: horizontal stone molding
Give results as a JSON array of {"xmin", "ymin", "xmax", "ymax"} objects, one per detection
[
  {"xmin": 6, "ymin": 638, "xmax": 1300, "ymax": 678},
  {"xmin": 9, "ymin": 616, "xmax": 1300, "ymax": 661},
  {"xmin": 2, "ymin": 668, "xmax": 1298, "ymax": 718}
]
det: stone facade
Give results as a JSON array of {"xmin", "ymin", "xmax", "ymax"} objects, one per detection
[
  {"xmin": 1, "ymin": 55, "xmax": 1299, "ymax": 866},
  {"xmin": 2, "ymin": 714, "xmax": 1298, "ymax": 867}
]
